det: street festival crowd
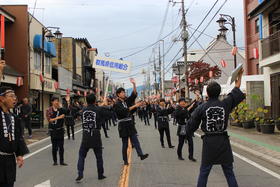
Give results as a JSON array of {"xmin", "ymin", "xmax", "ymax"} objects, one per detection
[{"xmin": 0, "ymin": 59, "xmax": 245, "ymax": 187}]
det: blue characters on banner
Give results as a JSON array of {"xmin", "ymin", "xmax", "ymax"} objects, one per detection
[{"xmin": 96, "ymin": 59, "xmax": 128, "ymax": 71}]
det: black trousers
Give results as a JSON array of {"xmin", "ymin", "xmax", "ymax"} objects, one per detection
[
  {"xmin": 101, "ymin": 122, "xmax": 108, "ymax": 137},
  {"xmin": 0, "ymin": 182, "xmax": 14, "ymax": 187},
  {"xmin": 121, "ymin": 135, "xmax": 144, "ymax": 162},
  {"xmin": 177, "ymin": 135, "xmax": 194, "ymax": 158},
  {"xmin": 143, "ymin": 114, "xmax": 150, "ymax": 125},
  {"xmin": 153, "ymin": 113, "xmax": 157, "ymax": 129},
  {"xmin": 66, "ymin": 125, "xmax": 74, "ymax": 139},
  {"xmin": 51, "ymin": 138, "xmax": 64, "ymax": 163},
  {"xmin": 158, "ymin": 127, "xmax": 172, "ymax": 147},
  {"xmin": 22, "ymin": 117, "xmax": 32, "ymax": 136},
  {"xmin": 77, "ymin": 145, "xmax": 104, "ymax": 177}
]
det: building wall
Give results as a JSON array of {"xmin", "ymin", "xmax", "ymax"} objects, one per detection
[
  {"xmin": 243, "ymin": 0, "xmax": 260, "ymax": 75},
  {"xmin": 75, "ymin": 43, "xmax": 82, "ymax": 76},
  {"xmin": 3, "ymin": 5, "xmax": 29, "ymax": 100}
]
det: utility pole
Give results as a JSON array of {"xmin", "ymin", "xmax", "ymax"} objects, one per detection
[
  {"xmin": 158, "ymin": 44, "xmax": 162, "ymax": 97},
  {"xmin": 153, "ymin": 50, "xmax": 157, "ymax": 95},
  {"xmin": 160, "ymin": 40, "xmax": 165, "ymax": 96},
  {"xmin": 181, "ymin": 0, "xmax": 189, "ymax": 99}
]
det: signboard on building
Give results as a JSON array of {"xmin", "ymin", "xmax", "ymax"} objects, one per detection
[
  {"xmin": 92, "ymin": 56, "xmax": 132, "ymax": 74},
  {"xmin": 58, "ymin": 67, "xmax": 73, "ymax": 90}
]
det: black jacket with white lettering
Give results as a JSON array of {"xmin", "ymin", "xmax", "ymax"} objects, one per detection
[
  {"xmin": 187, "ymin": 87, "xmax": 245, "ymax": 165},
  {"xmin": 81, "ymin": 104, "xmax": 110, "ymax": 148}
]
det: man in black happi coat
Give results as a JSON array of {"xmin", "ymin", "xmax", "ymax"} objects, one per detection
[
  {"xmin": 0, "ymin": 86, "xmax": 29, "ymax": 187},
  {"xmin": 187, "ymin": 69, "xmax": 245, "ymax": 187},
  {"xmin": 114, "ymin": 80, "xmax": 149, "ymax": 165}
]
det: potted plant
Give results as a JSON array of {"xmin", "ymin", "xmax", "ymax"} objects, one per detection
[
  {"xmin": 260, "ymin": 118, "xmax": 275, "ymax": 134},
  {"xmin": 274, "ymin": 117, "xmax": 280, "ymax": 131},
  {"xmin": 230, "ymin": 109, "xmax": 242, "ymax": 127},
  {"xmin": 255, "ymin": 107, "xmax": 268, "ymax": 133},
  {"xmin": 242, "ymin": 110, "xmax": 255, "ymax": 129}
]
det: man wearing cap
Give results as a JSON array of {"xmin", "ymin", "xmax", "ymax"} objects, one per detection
[
  {"xmin": 175, "ymin": 98, "xmax": 196, "ymax": 161},
  {"xmin": 0, "ymin": 60, "xmax": 29, "ymax": 187},
  {"xmin": 46, "ymin": 96, "xmax": 67, "ymax": 166},
  {"xmin": 114, "ymin": 80, "xmax": 149, "ymax": 165}
]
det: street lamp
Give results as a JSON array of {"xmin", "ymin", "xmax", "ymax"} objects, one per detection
[
  {"xmin": 216, "ymin": 14, "xmax": 237, "ymax": 68},
  {"xmin": 41, "ymin": 26, "xmax": 62, "ymax": 127}
]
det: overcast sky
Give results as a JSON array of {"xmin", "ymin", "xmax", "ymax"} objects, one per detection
[{"xmin": 2, "ymin": 0, "xmax": 244, "ymax": 88}]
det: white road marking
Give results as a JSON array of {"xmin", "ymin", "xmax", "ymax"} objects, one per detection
[
  {"xmin": 194, "ymin": 132, "xmax": 280, "ymax": 180},
  {"xmin": 24, "ymin": 129, "xmax": 83, "ymax": 159},
  {"xmin": 34, "ymin": 180, "xmax": 51, "ymax": 187}
]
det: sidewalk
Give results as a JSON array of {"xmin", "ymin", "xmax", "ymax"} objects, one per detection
[{"xmin": 227, "ymin": 125, "xmax": 280, "ymax": 167}]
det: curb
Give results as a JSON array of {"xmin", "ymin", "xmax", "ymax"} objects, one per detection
[{"xmin": 230, "ymin": 140, "xmax": 280, "ymax": 167}]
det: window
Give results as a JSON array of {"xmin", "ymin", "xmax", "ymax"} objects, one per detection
[
  {"xmin": 255, "ymin": 18, "xmax": 260, "ymax": 33},
  {"xmin": 34, "ymin": 51, "xmax": 41, "ymax": 70},
  {"xmin": 45, "ymin": 55, "xmax": 51, "ymax": 74}
]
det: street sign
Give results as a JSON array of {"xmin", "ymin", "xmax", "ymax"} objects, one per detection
[{"xmin": 93, "ymin": 56, "xmax": 132, "ymax": 74}]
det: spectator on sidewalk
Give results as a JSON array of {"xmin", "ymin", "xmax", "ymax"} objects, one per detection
[
  {"xmin": 64, "ymin": 96, "xmax": 75, "ymax": 140},
  {"xmin": 20, "ymin": 98, "xmax": 32, "ymax": 138},
  {"xmin": 187, "ymin": 69, "xmax": 245, "ymax": 187}
]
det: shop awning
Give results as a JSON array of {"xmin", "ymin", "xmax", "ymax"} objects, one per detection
[
  {"xmin": 33, "ymin": 34, "xmax": 56, "ymax": 57},
  {"xmin": 248, "ymin": 0, "xmax": 278, "ymax": 18}
]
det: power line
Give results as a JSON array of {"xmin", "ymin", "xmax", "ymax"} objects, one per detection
[
  {"xmin": 188, "ymin": 0, "xmax": 228, "ymax": 50},
  {"xmin": 120, "ymin": 25, "xmax": 180, "ymax": 59}
]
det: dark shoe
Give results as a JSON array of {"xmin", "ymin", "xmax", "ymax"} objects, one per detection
[
  {"xmin": 72, "ymin": 137, "xmax": 75, "ymax": 140},
  {"xmin": 189, "ymin": 157, "xmax": 197, "ymax": 162},
  {"xmin": 161, "ymin": 145, "xmax": 165, "ymax": 148},
  {"xmin": 60, "ymin": 162, "xmax": 68, "ymax": 166},
  {"xmin": 68, "ymin": 137, "xmax": 70, "ymax": 140},
  {"xmin": 75, "ymin": 175, "xmax": 83, "ymax": 183},
  {"xmin": 98, "ymin": 175, "xmax": 107, "ymax": 180},
  {"xmin": 178, "ymin": 157, "xmax": 185, "ymax": 160},
  {"xmin": 140, "ymin": 154, "xmax": 149, "ymax": 160},
  {"xmin": 124, "ymin": 161, "xmax": 129, "ymax": 165},
  {"xmin": 53, "ymin": 162, "xmax": 58, "ymax": 166},
  {"xmin": 169, "ymin": 145, "xmax": 175, "ymax": 149}
]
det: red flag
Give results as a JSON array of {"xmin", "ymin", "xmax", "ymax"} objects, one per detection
[
  {"xmin": 77, "ymin": 91, "xmax": 81, "ymax": 96},
  {"xmin": 200, "ymin": 76, "xmax": 204, "ymax": 83},
  {"xmin": 0, "ymin": 15, "xmax": 5, "ymax": 48},
  {"xmin": 209, "ymin": 71, "xmax": 213, "ymax": 78},
  {"xmin": 253, "ymin": 48, "xmax": 259, "ymax": 59},
  {"xmin": 220, "ymin": 59, "xmax": 227, "ymax": 68},
  {"xmin": 195, "ymin": 79, "xmax": 199, "ymax": 85},
  {"xmin": 39, "ymin": 73, "xmax": 44, "ymax": 83},
  {"xmin": 231, "ymin": 47, "xmax": 237, "ymax": 56}
]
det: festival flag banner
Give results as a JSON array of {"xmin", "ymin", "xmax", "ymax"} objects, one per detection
[
  {"xmin": 93, "ymin": 56, "xmax": 132, "ymax": 74},
  {"xmin": 253, "ymin": 48, "xmax": 259, "ymax": 59},
  {"xmin": 39, "ymin": 73, "xmax": 44, "ymax": 83},
  {"xmin": 16, "ymin": 77, "xmax": 23, "ymax": 87}
]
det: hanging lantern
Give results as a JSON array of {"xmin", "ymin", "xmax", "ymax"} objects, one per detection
[
  {"xmin": 231, "ymin": 46, "xmax": 238, "ymax": 56},
  {"xmin": 84, "ymin": 91, "xmax": 87, "ymax": 97},
  {"xmin": 66, "ymin": 88, "xmax": 70, "ymax": 95},
  {"xmin": 220, "ymin": 59, "xmax": 227, "ymax": 68},
  {"xmin": 209, "ymin": 70, "xmax": 213, "ymax": 78},
  {"xmin": 39, "ymin": 73, "xmax": 44, "ymax": 83},
  {"xmin": 195, "ymin": 78, "xmax": 199, "ymax": 85},
  {"xmin": 172, "ymin": 76, "xmax": 179, "ymax": 83},
  {"xmin": 54, "ymin": 81, "xmax": 59, "ymax": 90},
  {"xmin": 16, "ymin": 77, "xmax": 23, "ymax": 87},
  {"xmin": 188, "ymin": 78, "xmax": 192, "ymax": 83},
  {"xmin": 77, "ymin": 91, "xmax": 81, "ymax": 96},
  {"xmin": 253, "ymin": 48, "xmax": 259, "ymax": 59},
  {"xmin": 200, "ymin": 76, "xmax": 204, "ymax": 83}
]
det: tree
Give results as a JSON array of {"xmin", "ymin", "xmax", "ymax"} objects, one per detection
[{"xmin": 187, "ymin": 61, "xmax": 221, "ymax": 92}]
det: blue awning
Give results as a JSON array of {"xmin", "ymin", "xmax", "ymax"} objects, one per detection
[
  {"xmin": 33, "ymin": 34, "xmax": 48, "ymax": 52},
  {"xmin": 33, "ymin": 34, "xmax": 56, "ymax": 57},
  {"xmin": 47, "ymin": 42, "xmax": 56, "ymax": 57}
]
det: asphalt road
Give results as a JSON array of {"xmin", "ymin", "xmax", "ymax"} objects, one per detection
[{"xmin": 15, "ymin": 118, "xmax": 280, "ymax": 187}]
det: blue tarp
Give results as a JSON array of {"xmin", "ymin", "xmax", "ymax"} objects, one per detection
[{"xmin": 33, "ymin": 34, "xmax": 56, "ymax": 57}]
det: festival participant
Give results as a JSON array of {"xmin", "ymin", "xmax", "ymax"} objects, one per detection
[
  {"xmin": 187, "ymin": 69, "xmax": 245, "ymax": 187},
  {"xmin": 114, "ymin": 79, "xmax": 149, "ymax": 165}
]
